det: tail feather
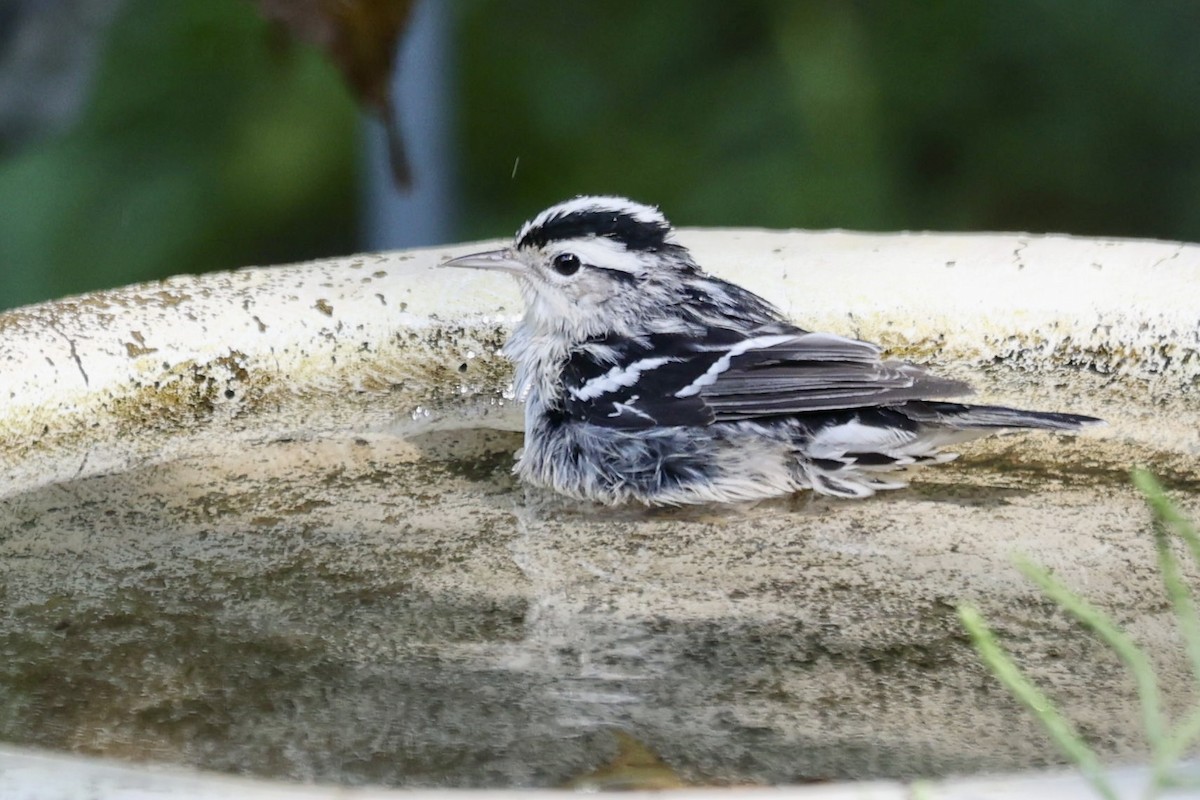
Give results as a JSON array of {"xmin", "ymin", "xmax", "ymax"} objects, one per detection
[
  {"xmin": 900, "ymin": 401, "xmax": 1103, "ymax": 431},
  {"xmin": 800, "ymin": 400, "xmax": 1101, "ymax": 499}
]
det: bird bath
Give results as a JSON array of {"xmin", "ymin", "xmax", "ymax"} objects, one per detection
[{"xmin": 0, "ymin": 230, "xmax": 1198, "ymax": 792}]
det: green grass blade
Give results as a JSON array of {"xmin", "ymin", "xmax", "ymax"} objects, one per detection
[
  {"xmin": 1152, "ymin": 525, "xmax": 1200, "ymax": 684},
  {"xmin": 1149, "ymin": 537, "xmax": 1200, "ymax": 769},
  {"xmin": 1132, "ymin": 468, "xmax": 1200, "ymax": 769},
  {"xmin": 957, "ymin": 604, "xmax": 1118, "ymax": 800},
  {"xmin": 1133, "ymin": 469, "xmax": 1200, "ymax": 564},
  {"xmin": 1014, "ymin": 557, "xmax": 1166, "ymax": 755},
  {"xmin": 1160, "ymin": 706, "xmax": 1200, "ymax": 768}
]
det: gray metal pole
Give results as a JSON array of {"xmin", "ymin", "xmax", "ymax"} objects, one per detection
[{"xmin": 361, "ymin": 0, "xmax": 454, "ymax": 251}]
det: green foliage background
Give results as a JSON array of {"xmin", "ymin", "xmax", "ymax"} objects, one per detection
[
  {"xmin": 2, "ymin": 0, "xmax": 1199, "ymax": 310},
  {"xmin": 457, "ymin": 0, "xmax": 1200, "ymax": 240},
  {"xmin": 0, "ymin": 0, "xmax": 360, "ymax": 310}
]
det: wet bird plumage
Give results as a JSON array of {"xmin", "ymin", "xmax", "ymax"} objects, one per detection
[{"xmin": 442, "ymin": 196, "xmax": 1101, "ymax": 505}]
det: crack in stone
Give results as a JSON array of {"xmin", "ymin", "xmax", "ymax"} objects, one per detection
[
  {"xmin": 1150, "ymin": 244, "xmax": 1185, "ymax": 271},
  {"xmin": 73, "ymin": 450, "xmax": 90, "ymax": 478},
  {"xmin": 1012, "ymin": 239, "xmax": 1029, "ymax": 271},
  {"xmin": 48, "ymin": 322, "xmax": 89, "ymax": 386}
]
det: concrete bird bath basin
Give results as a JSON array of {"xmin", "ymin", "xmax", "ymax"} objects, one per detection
[{"xmin": 0, "ymin": 229, "xmax": 1198, "ymax": 794}]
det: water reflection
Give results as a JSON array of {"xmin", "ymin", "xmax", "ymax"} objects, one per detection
[{"xmin": 0, "ymin": 428, "xmax": 1185, "ymax": 787}]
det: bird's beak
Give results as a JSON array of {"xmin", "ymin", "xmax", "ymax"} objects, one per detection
[{"xmin": 440, "ymin": 248, "xmax": 525, "ymax": 275}]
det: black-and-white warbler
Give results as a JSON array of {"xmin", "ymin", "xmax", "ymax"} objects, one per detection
[{"xmin": 443, "ymin": 196, "xmax": 1101, "ymax": 505}]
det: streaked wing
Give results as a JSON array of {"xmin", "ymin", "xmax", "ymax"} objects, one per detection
[
  {"xmin": 699, "ymin": 332, "xmax": 972, "ymax": 420},
  {"xmin": 559, "ymin": 329, "xmax": 973, "ymax": 429},
  {"xmin": 561, "ymin": 334, "xmax": 717, "ymax": 428}
]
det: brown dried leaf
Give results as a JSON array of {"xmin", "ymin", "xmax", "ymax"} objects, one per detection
[{"xmin": 253, "ymin": 0, "xmax": 416, "ymax": 186}]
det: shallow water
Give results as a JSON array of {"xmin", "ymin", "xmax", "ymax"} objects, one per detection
[{"xmin": 0, "ymin": 427, "xmax": 1196, "ymax": 788}]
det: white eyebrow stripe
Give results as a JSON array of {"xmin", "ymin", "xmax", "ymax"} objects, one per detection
[
  {"xmin": 570, "ymin": 357, "xmax": 679, "ymax": 401},
  {"xmin": 550, "ymin": 238, "xmax": 643, "ymax": 275},
  {"xmin": 674, "ymin": 334, "xmax": 796, "ymax": 398}
]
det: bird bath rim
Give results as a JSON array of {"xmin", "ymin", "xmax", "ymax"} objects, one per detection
[{"xmin": 0, "ymin": 229, "xmax": 1197, "ymax": 796}]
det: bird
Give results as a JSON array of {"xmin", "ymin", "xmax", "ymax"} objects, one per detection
[{"xmin": 441, "ymin": 196, "xmax": 1101, "ymax": 506}]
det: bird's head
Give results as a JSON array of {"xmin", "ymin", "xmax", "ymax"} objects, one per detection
[{"xmin": 442, "ymin": 196, "xmax": 697, "ymax": 340}]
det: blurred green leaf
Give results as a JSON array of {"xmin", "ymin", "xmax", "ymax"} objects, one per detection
[{"xmin": 0, "ymin": 0, "xmax": 359, "ymax": 310}]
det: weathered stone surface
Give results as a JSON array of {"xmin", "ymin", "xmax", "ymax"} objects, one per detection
[{"xmin": 0, "ymin": 231, "xmax": 1197, "ymax": 790}]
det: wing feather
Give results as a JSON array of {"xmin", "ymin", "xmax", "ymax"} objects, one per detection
[
  {"xmin": 695, "ymin": 332, "xmax": 971, "ymax": 419},
  {"xmin": 559, "ymin": 328, "xmax": 972, "ymax": 428}
]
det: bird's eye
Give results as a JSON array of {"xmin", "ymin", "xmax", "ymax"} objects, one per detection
[{"xmin": 551, "ymin": 253, "xmax": 581, "ymax": 276}]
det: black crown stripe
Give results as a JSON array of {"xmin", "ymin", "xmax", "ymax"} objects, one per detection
[{"xmin": 518, "ymin": 210, "xmax": 670, "ymax": 252}]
